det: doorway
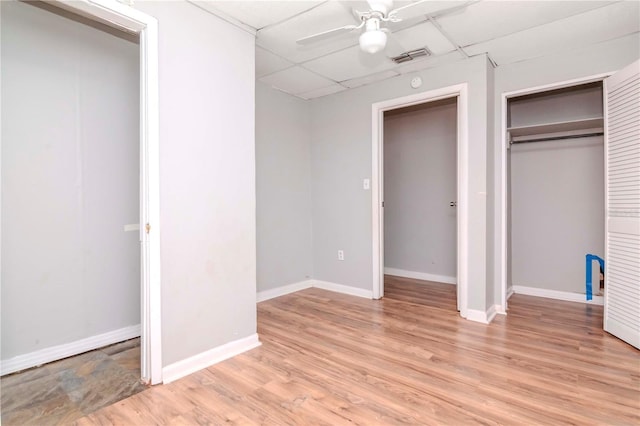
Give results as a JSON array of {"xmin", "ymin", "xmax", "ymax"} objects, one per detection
[
  {"xmin": 371, "ymin": 84, "xmax": 469, "ymax": 319},
  {"xmin": 0, "ymin": 0, "xmax": 161, "ymax": 384},
  {"xmin": 382, "ymin": 98, "xmax": 458, "ymax": 301}
]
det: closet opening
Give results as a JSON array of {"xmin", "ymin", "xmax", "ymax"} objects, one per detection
[
  {"xmin": 0, "ymin": 1, "xmax": 162, "ymax": 419},
  {"xmin": 1, "ymin": 0, "xmax": 141, "ymax": 372},
  {"xmin": 504, "ymin": 80, "xmax": 606, "ymax": 307}
]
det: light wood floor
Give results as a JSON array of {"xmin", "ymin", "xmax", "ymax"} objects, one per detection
[{"xmin": 77, "ymin": 277, "xmax": 639, "ymax": 425}]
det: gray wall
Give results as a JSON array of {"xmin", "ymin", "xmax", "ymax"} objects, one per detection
[
  {"xmin": 485, "ymin": 59, "xmax": 496, "ymax": 307},
  {"xmin": 383, "ymin": 100, "xmax": 457, "ymax": 279},
  {"xmin": 256, "ymin": 82, "xmax": 313, "ymax": 291},
  {"xmin": 492, "ymin": 33, "xmax": 640, "ymax": 305},
  {"xmin": 510, "ymin": 137, "xmax": 604, "ymax": 293},
  {"xmin": 1, "ymin": 1, "xmax": 139, "ymax": 360},
  {"xmin": 134, "ymin": 1, "xmax": 257, "ymax": 367},
  {"xmin": 309, "ymin": 55, "xmax": 491, "ymax": 312}
]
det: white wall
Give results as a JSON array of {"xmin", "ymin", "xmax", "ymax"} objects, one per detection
[
  {"xmin": 1, "ymin": 1, "xmax": 139, "ymax": 360},
  {"xmin": 492, "ymin": 33, "xmax": 640, "ymax": 305},
  {"xmin": 310, "ymin": 55, "xmax": 490, "ymax": 312},
  {"xmin": 256, "ymin": 83, "xmax": 313, "ymax": 291},
  {"xmin": 383, "ymin": 99, "xmax": 457, "ymax": 280},
  {"xmin": 134, "ymin": 1, "xmax": 257, "ymax": 367},
  {"xmin": 510, "ymin": 137, "xmax": 604, "ymax": 293}
]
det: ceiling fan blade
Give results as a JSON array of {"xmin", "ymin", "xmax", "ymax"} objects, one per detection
[
  {"xmin": 388, "ymin": 0, "xmax": 471, "ymax": 21},
  {"xmin": 296, "ymin": 24, "xmax": 361, "ymax": 45}
]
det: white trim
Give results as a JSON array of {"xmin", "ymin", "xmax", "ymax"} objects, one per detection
[
  {"xmin": 162, "ymin": 334, "xmax": 261, "ymax": 384},
  {"xmin": 465, "ymin": 305, "xmax": 498, "ymax": 324},
  {"xmin": 1, "ymin": 325, "xmax": 140, "ymax": 376},
  {"xmin": 257, "ymin": 280, "xmax": 313, "ymax": 302},
  {"xmin": 372, "ymin": 84, "xmax": 469, "ymax": 319},
  {"xmin": 486, "ymin": 305, "xmax": 498, "ymax": 323},
  {"xmin": 52, "ymin": 0, "xmax": 162, "ymax": 385},
  {"xmin": 312, "ymin": 280, "xmax": 374, "ymax": 299},
  {"xmin": 499, "ymin": 72, "xmax": 612, "ymax": 321},
  {"xmin": 257, "ymin": 280, "xmax": 372, "ymax": 302},
  {"xmin": 513, "ymin": 285, "xmax": 604, "ymax": 305},
  {"xmin": 507, "ymin": 286, "xmax": 515, "ymax": 300},
  {"xmin": 465, "ymin": 309, "xmax": 491, "ymax": 324},
  {"xmin": 384, "ymin": 268, "xmax": 456, "ymax": 285}
]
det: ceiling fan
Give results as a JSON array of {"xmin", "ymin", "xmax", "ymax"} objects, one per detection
[{"xmin": 296, "ymin": 0, "xmax": 438, "ymax": 54}]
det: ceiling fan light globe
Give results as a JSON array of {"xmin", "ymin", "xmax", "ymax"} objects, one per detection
[{"xmin": 359, "ymin": 30, "xmax": 387, "ymax": 54}]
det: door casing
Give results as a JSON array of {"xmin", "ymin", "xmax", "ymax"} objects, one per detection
[
  {"xmin": 51, "ymin": 0, "xmax": 163, "ymax": 384},
  {"xmin": 371, "ymin": 83, "xmax": 469, "ymax": 319}
]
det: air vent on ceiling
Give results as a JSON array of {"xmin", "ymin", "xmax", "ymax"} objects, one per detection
[{"xmin": 390, "ymin": 48, "xmax": 431, "ymax": 64}]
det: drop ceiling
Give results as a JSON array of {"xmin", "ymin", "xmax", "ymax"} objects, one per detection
[{"xmin": 193, "ymin": 0, "xmax": 640, "ymax": 99}]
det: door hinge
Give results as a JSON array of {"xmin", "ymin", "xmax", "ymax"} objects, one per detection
[{"xmin": 145, "ymin": 223, "xmax": 151, "ymax": 234}]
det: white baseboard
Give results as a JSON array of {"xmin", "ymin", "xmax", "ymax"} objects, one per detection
[
  {"xmin": 465, "ymin": 309, "xmax": 490, "ymax": 324},
  {"xmin": 465, "ymin": 305, "xmax": 498, "ymax": 324},
  {"xmin": 312, "ymin": 280, "xmax": 373, "ymax": 299},
  {"xmin": 512, "ymin": 285, "xmax": 604, "ymax": 305},
  {"xmin": 1, "ymin": 324, "xmax": 141, "ymax": 376},
  {"xmin": 384, "ymin": 268, "xmax": 456, "ymax": 285},
  {"xmin": 507, "ymin": 286, "xmax": 515, "ymax": 300},
  {"xmin": 256, "ymin": 279, "xmax": 373, "ymax": 303},
  {"xmin": 494, "ymin": 304, "xmax": 507, "ymax": 315},
  {"xmin": 486, "ymin": 305, "xmax": 498, "ymax": 323},
  {"xmin": 162, "ymin": 333, "xmax": 261, "ymax": 384},
  {"xmin": 257, "ymin": 280, "xmax": 313, "ymax": 302}
]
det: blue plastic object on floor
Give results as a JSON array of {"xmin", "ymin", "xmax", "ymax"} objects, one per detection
[{"xmin": 585, "ymin": 254, "xmax": 604, "ymax": 301}]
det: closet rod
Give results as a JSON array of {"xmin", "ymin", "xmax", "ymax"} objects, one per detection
[{"xmin": 510, "ymin": 132, "xmax": 604, "ymax": 145}]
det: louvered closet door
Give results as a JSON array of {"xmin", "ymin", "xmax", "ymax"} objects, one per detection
[{"xmin": 604, "ymin": 60, "xmax": 640, "ymax": 349}]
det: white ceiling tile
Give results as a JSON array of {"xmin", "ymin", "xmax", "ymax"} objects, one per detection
[
  {"xmin": 386, "ymin": 21, "xmax": 456, "ymax": 57},
  {"xmin": 341, "ymin": 70, "xmax": 400, "ymax": 88},
  {"xmin": 298, "ymin": 84, "xmax": 348, "ymax": 99},
  {"xmin": 395, "ymin": 50, "xmax": 465, "ymax": 74},
  {"xmin": 259, "ymin": 66, "xmax": 336, "ymax": 95},
  {"xmin": 256, "ymin": 47, "xmax": 293, "ymax": 77},
  {"xmin": 303, "ymin": 44, "xmax": 399, "ymax": 81},
  {"xmin": 257, "ymin": 1, "xmax": 363, "ymax": 63},
  {"xmin": 242, "ymin": 0, "xmax": 633, "ymax": 92},
  {"xmin": 198, "ymin": 0, "xmax": 323, "ymax": 29},
  {"xmin": 437, "ymin": 0, "xmax": 616, "ymax": 47},
  {"xmin": 464, "ymin": 1, "xmax": 640, "ymax": 66}
]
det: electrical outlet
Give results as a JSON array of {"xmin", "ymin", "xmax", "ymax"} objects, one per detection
[
  {"xmin": 363, "ymin": 178, "xmax": 370, "ymax": 190},
  {"xmin": 337, "ymin": 250, "xmax": 344, "ymax": 261}
]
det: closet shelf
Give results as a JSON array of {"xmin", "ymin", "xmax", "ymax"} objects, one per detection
[{"xmin": 508, "ymin": 117, "xmax": 604, "ymax": 143}]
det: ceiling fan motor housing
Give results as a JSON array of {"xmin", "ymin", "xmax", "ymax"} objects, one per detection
[{"xmin": 369, "ymin": 0, "xmax": 394, "ymax": 16}]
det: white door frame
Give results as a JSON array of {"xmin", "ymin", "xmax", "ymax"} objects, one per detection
[
  {"xmin": 372, "ymin": 83, "xmax": 469, "ymax": 319},
  {"xmin": 54, "ymin": 0, "xmax": 162, "ymax": 384},
  {"xmin": 499, "ymin": 72, "xmax": 611, "ymax": 314}
]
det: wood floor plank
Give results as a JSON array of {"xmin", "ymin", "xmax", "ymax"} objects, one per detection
[{"xmin": 78, "ymin": 278, "xmax": 640, "ymax": 425}]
